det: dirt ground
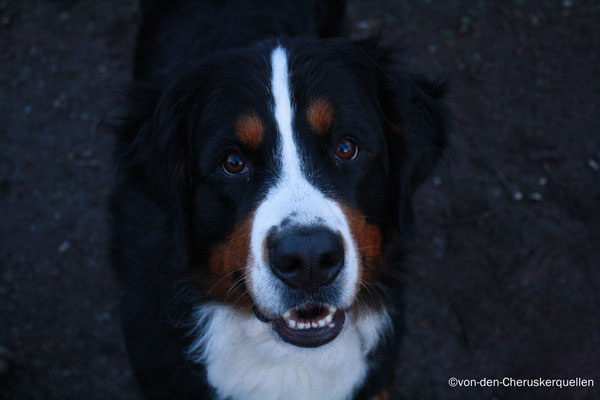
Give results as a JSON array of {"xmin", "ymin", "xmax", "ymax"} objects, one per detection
[{"xmin": 1, "ymin": 1, "xmax": 599, "ymax": 399}]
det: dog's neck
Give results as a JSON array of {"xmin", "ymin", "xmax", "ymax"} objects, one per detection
[{"xmin": 187, "ymin": 304, "xmax": 391, "ymax": 400}]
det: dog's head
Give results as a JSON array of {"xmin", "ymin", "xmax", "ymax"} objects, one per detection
[{"xmin": 124, "ymin": 38, "xmax": 448, "ymax": 348}]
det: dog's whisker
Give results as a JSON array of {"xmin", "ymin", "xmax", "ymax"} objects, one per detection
[
  {"xmin": 205, "ymin": 267, "xmax": 246, "ymax": 295},
  {"xmin": 223, "ymin": 274, "xmax": 248, "ymax": 303}
]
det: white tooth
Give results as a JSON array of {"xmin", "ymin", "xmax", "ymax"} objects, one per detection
[
  {"xmin": 311, "ymin": 321, "xmax": 318, "ymax": 328},
  {"xmin": 325, "ymin": 314, "xmax": 332, "ymax": 324},
  {"xmin": 329, "ymin": 306, "xmax": 337, "ymax": 314},
  {"xmin": 318, "ymin": 319, "xmax": 326, "ymax": 327},
  {"xmin": 283, "ymin": 311, "xmax": 291, "ymax": 319},
  {"xmin": 287, "ymin": 319, "xmax": 296, "ymax": 329},
  {"xmin": 298, "ymin": 322, "xmax": 306, "ymax": 329}
]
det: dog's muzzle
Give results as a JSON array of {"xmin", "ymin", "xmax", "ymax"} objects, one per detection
[{"xmin": 260, "ymin": 226, "xmax": 347, "ymax": 347}]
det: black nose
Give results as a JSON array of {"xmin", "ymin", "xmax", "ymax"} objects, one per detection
[{"xmin": 268, "ymin": 227, "xmax": 344, "ymax": 291}]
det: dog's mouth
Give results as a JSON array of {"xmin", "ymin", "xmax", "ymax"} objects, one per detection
[{"xmin": 272, "ymin": 303, "xmax": 345, "ymax": 348}]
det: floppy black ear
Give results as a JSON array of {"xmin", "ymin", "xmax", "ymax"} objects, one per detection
[
  {"xmin": 361, "ymin": 40, "xmax": 450, "ymax": 239},
  {"xmin": 110, "ymin": 77, "xmax": 203, "ymax": 277},
  {"xmin": 114, "ymin": 76, "xmax": 201, "ymax": 205}
]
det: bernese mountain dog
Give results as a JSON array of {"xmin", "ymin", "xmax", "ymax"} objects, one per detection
[{"xmin": 110, "ymin": 0, "xmax": 449, "ymax": 399}]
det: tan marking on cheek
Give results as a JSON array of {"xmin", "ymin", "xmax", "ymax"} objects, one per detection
[
  {"xmin": 175, "ymin": 160, "xmax": 186, "ymax": 178},
  {"xmin": 235, "ymin": 114, "xmax": 264, "ymax": 150},
  {"xmin": 340, "ymin": 204, "xmax": 383, "ymax": 283},
  {"xmin": 307, "ymin": 98, "xmax": 335, "ymax": 135},
  {"xmin": 387, "ymin": 120, "xmax": 403, "ymax": 135},
  {"xmin": 206, "ymin": 214, "xmax": 253, "ymax": 307},
  {"xmin": 371, "ymin": 389, "xmax": 389, "ymax": 400}
]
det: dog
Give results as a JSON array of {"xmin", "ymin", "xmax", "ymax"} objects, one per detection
[{"xmin": 110, "ymin": 0, "xmax": 449, "ymax": 399}]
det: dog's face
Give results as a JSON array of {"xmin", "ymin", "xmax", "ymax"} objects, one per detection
[{"xmin": 139, "ymin": 39, "xmax": 447, "ymax": 348}]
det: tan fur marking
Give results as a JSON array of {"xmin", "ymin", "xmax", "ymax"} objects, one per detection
[
  {"xmin": 388, "ymin": 121, "xmax": 403, "ymax": 135},
  {"xmin": 235, "ymin": 114, "xmax": 264, "ymax": 150},
  {"xmin": 372, "ymin": 389, "xmax": 389, "ymax": 400},
  {"xmin": 206, "ymin": 214, "xmax": 253, "ymax": 307},
  {"xmin": 341, "ymin": 204, "xmax": 383, "ymax": 283},
  {"xmin": 307, "ymin": 98, "xmax": 335, "ymax": 135},
  {"xmin": 175, "ymin": 160, "xmax": 186, "ymax": 178}
]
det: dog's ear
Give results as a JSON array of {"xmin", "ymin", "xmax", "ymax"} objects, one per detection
[
  {"xmin": 357, "ymin": 38, "xmax": 450, "ymax": 239},
  {"xmin": 114, "ymin": 75, "xmax": 203, "ymax": 204}
]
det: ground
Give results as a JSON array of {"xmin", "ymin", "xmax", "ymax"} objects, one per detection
[{"xmin": 1, "ymin": 1, "xmax": 599, "ymax": 399}]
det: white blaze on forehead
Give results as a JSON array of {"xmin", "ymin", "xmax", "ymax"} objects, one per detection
[
  {"xmin": 270, "ymin": 46, "xmax": 301, "ymax": 177},
  {"xmin": 248, "ymin": 45, "xmax": 359, "ymax": 315}
]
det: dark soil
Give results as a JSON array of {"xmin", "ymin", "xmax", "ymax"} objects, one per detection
[{"xmin": 1, "ymin": 1, "xmax": 599, "ymax": 399}]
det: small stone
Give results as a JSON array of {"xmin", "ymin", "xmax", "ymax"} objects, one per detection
[
  {"xmin": 58, "ymin": 241, "xmax": 70, "ymax": 253},
  {"xmin": 530, "ymin": 14, "xmax": 540, "ymax": 26},
  {"xmin": 357, "ymin": 21, "xmax": 369, "ymax": 30},
  {"xmin": 587, "ymin": 158, "xmax": 599, "ymax": 172},
  {"xmin": 529, "ymin": 192, "xmax": 542, "ymax": 201},
  {"xmin": 513, "ymin": 191, "xmax": 523, "ymax": 201},
  {"xmin": 432, "ymin": 176, "xmax": 442, "ymax": 186},
  {"xmin": 538, "ymin": 177, "xmax": 547, "ymax": 186}
]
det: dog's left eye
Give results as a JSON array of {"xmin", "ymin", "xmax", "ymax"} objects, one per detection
[
  {"xmin": 334, "ymin": 138, "xmax": 358, "ymax": 161},
  {"xmin": 222, "ymin": 151, "xmax": 248, "ymax": 175}
]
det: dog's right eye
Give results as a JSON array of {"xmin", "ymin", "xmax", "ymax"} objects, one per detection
[
  {"xmin": 334, "ymin": 138, "xmax": 358, "ymax": 161},
  {"xmin": 222, "ymin": 151, "xmax": 248, "ymax": 175}
]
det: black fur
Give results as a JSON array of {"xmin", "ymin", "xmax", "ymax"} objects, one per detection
[{"xmin": 111, "ymin": 1, "xmax": 448, "ymax": 398}]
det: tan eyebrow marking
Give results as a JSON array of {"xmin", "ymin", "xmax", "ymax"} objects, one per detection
[
  {"xmin": 307, "ymin": 98, "xmax": 335, "ymax": 135},
  {"xmin": 235, "ymin": 114, "xmax": 264, "ymax": 150}
]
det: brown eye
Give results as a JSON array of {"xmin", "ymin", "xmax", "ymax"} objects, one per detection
[
  {"xmin": 334, "ymin": 138, "xmax": 358, "ymax": 160},
  {"xmin": 222, "ymin": 152, "xmax": 247, "ymax": 175}
]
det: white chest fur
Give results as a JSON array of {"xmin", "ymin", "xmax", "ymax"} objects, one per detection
[{"xmin": 187, "ymin": 305, "xmax": 390, "ymax": 400}]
